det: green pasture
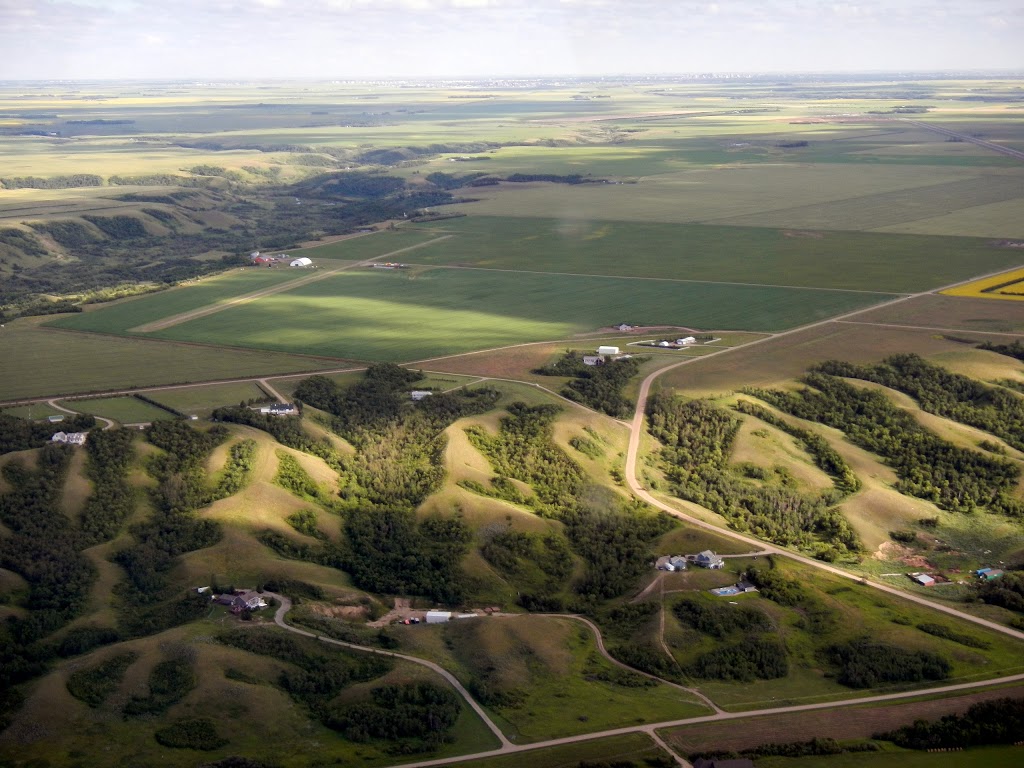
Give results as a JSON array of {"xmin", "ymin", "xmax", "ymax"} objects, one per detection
[
  {"xmin": 0, "ymin": 320, "xmax": 338, "ymax": 402},
  {"xmin": 57, "ymin": 396, "xmax": 174, "ymax": 424},
  {"xmin": 0, "ymin": 402, "xmax": 65, "ymax": 419},
  {"xmin": 408, "ymin": 216, "xmax": 1020, "ymax": 292},
  {"xmin": 145, "ymin": 382, "xmax": 271, "ymax": 416},
  {"xmin": 126, "ymin": 268, "xmax": 894, "ymax": 361},
  {"xmin": 49, "ymin": 269, "xmax": 298, "ymax": 334}
]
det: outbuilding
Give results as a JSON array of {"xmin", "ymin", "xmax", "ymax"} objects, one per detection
[
  {"xmin": 597, "ymin": 345, "xmax": 619, "ymax": 355},
  {"xmin": 289, "ymin": 256, "xmax": 313, "ymax": 267},
  {"xmin": 425, "ymin": 610, "xmax": 451, "ymax": 624},
  {"xmin": 912, "ymin": 574, "xmax": 936, "ymax": 587}
]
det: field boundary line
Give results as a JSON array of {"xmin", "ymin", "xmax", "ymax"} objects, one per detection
[
  {"xmin": 404, "ymin": 262, "xmax": 907, "ymax": 296},
  {"xmin": 129, "ymin": 235, "xmax": 453, "ymax": 333},
  {"xmin": 835, "ymin": 319, "xmax": 1024, "ymax": 337}
]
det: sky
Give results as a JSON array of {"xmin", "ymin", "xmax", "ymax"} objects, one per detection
[{"xmin": 0, "ymin": 0, "xmax": 1021, "ymax": 80}]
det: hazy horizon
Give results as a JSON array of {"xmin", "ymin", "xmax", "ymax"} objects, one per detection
[{"xmin": 1, "ymin": 0, "xmax": 1021, "ymax": 81}]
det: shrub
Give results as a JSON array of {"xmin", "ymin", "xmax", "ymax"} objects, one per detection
[{"xmin": 155, "ymin": 718, "xmax": 228, "ymax": 750}]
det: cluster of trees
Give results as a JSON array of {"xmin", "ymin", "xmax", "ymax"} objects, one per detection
[
  {"xmin": 733, "ymin": 400, "xmax": 860, "ymax": 495},
  {"xmin": 686, "ymin": 635, "xmax": 790, "ymax": 682},
  {"xmin": 217, "ymin": 629, "xmax": 392, "ymax": 733},
  {"xmin": 465, "ymin": 402, "xmax": 671, "ymax": 606},
  {"xmin": 646, "ymin": 393, "xmax": 859, "ymax": 556},
  {"xmin": 0, "ymin": 227, "xmax": 48, "ymax": 256},
  {"xmin": 692, "ymin": 738, "xmax": 879, "ymax": 763},
  {"xmin": 480, "ymin": 527, "xmax": 574, "ymax": 597},
  {"xmin": 274, "ymin": 451, "xmax": 332, "ymax": 506},
  {"xmin": 81, "ymin": 214, "xmax": 149, "ymax": 239},
  {"xmin": 0, "ymin": 411, "xmax": 95, "ymax": 454},
  {"xmin": 326, "ymin": 682, "xmax": 461, "ymax": 751},
  {"xmin": 294, "ymin": 367, "xmax": 499, "ymax": 511},
  {"xmin": 745, "ymin": 563, "xmax": 836, "ymax": 634},
  {"xmin": 0, "ymin": 446, "xmax": 96, "ymax": 698},
  {"xmin": 535, "ymin": 351, "xmax": 643, "ymax": 418},
  {"xmin": 977, "ymin": 571, "xmax": 1024, "ymax": 614},
  {"xmin": 746, "ymin": 371, "xmax": 1019, "ymax": 513},
  {"xmin": 0, "ymin": 174, "xmax": 103, "ymax": 189},
  {"xmin": 979, "ymin": 339, "xmax": 1024, "ymax": 362},
  {"xmin": 112, "ymin": 422, "xmax": 227, "ymax": 634},
  {"xmin": 123, "ymin": 654, "xmax": 197, "ymax": 718},
  {"xmin": 816, "ymin": 355, "xmax": 1024, "ymax": 453},
  {"xmin": 826, "ymin": 639, "xmax": 951, "ymax": 688},
  {"xmin": 80, "ymin": 428, "xmax": 136, "ymax": 544},
  {"xmin": 879, "ymin": 697, "xmax": 1024, "ymax": 750},
  {"xmin": 210, "ymin": 439, "xmax": 257, "ymax": 499},
  {"xmin": 916, "ymin": 622, "xmax": 990, "ymax": 649},
  {"xmin": 466, "ymin": 403, "xmax": 586, "ymax": 513},
  {"xmin": 65, "ymin": 651, "xmax": 139, "ymax": 708},
  {"xmin": 154, "ymin": 718, "xmax": 228, "ymax": 751},
  {"xmin": 673, "ymin": 598, "xmax": 772, "ymax": 638}
]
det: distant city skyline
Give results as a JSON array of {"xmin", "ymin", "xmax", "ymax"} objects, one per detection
[{"xmin": 1, "ymin": 0, "xmax": 1021, "ymax": 81}]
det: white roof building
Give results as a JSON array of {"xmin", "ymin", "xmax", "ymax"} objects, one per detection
[
  {"xmin": 51, "ymin": 431, "xmax": 87, "ymax": 445},
  {"xmin": 411, "ymin": 390, "xmax": 433, "ymax": 401},
  {"xmin": 425, "ymin": 610, "xmax": 451, "ymax": 624},
  {"xmin": 597, "ymin": 345, "xmax": 619, "ymax": 355},
  {"xmin": 289, "ymin": 256, "xmax": 313, "ymax": 267}
]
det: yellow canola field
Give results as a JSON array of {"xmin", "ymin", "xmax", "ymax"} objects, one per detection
[{"xmin": 942, "ymin": 265, "xmax": 1024, "ymax": 301}]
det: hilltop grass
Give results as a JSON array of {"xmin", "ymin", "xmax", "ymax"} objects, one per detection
[
  {"xmin": 407, "ymin": 216, "xmax": 1020, "ymax": 293},
  {"xmin": 123, "ymin": 268, "xmax": 893, "ymax": 361}
]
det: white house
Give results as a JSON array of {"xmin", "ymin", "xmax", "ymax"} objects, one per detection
[
  {"xmin": 597, "ymin": 345, "xmax": 619, "ymax": 355},
  {"xmin": 582, "ymin": 355, "xmax": 604, "ymax": 366},
  {"xmin": 260, "ymin": 403, "xmax": 298, "ymax": 416},
  {"xmin": 425, "ymin": 610, "xmax": 451, "ymax": 624},
  {"xmin": 410, "ymin": 390, "xmax": 433, "ymax": 401},
  {"xmin": 51, "ymin": 431, "xmax": 87, "ymax": 445},
  {"xmin": 676, "ymin": 337, "xmax": 697, "ymax": 345},
  {"xmin": 694, "ymin": 550, "xmax": 724, "ymax": 569},
  {"xmin": 289, "ymin": 256, "xmax": 313, "ymax": 267}
]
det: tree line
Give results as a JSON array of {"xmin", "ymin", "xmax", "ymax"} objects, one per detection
[{"xmin": 535, "ymin": 350, "xmax": 644, "ymax": 418}]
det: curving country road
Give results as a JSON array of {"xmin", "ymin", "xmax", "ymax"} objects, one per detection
[{"xmin": 266, "ymin": 591, "xmax": 1024, "ymax": 768}]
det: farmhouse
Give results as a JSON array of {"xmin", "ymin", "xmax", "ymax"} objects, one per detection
[
  {"xmin": 655, "ymin": 555, "xmax": 688, "ymax": 571},
  {"xmin": 693, "ymin": 550, "xmax": 724, "ymax": 569},
  {"xmin": 616, "ymin": 323, "xmax": 635, "ymax": 332},
  {"xmin": 582, "ymin": 355, "xmax": 604, "ymax": 366},
  {"xmin": 410, "ymin": 390, "xmax": 433, "ymax": 401},
  {"xmin": 51, "ymin": 431, "xmax": 87, "ymax": 445},
  {"xmin": 597, "ymin": 345, "xmax": 619, "ymax": 355},
  {"xmin": 260, "ymin": 402, "xmax": 298, "ymax": 416},
  {"xmin": 289, "ymin": 256, "xmax": 313, "ymax": 267},
  {"xmin": 676, "ymin": 336, "xmax": 696, "ymax": 345},
  {"xmin": 218, "ymin": 590, "xmax": 267, "ymax": 613}
]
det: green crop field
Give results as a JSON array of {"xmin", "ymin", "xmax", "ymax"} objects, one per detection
[
  {"xmin": 49, "ymin": 269, "xmax": 299, "ymax": 335},
  {"xmin": 0, "ymin": 320, "xmax": 340, "ymax": 402},
  {"xmin": 141, "ymin": 382, "xmax": 271, "ymax": 416},
  {"xmin": 58, "ymin": 396, "xmax": 173, "ymax": 424},
  {"xmin": 408, "ymin": 216, "xmax": 1019, "ymax": 292},
  {"xmin": 452, "ymin": 733, "xmax": 664, "ymax": 768},
  {"xmin": 295, "ymin": 229, "xmax": 442, "ymax": 260},
  {"xmin": 121, "ymin": 267, "xmax": 895, "ymax": 361}
]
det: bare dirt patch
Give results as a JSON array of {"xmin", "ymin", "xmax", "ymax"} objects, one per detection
[{"xmin": 873, "ymin": 540, "xmax": 934, "ymax": 569}]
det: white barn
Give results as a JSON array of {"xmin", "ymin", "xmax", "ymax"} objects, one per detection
[
  {"xmin": 597, "ymin": 345, "xmax": 619, "ymax": 355},
  {"xmin": 290, "ymin": 256, "xmax": 313, "ymax": 267}
]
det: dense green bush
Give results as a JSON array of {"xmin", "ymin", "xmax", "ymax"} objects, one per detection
[
  {"xmin": 826, "ymin": 639, "xmax": 950, "ymax": 688},
  {"xmin": 326, "ymin": 682, "xmax": 461, "ymax": 750},
  {"xmin": 66, "ymin": 651, "xmax": 139, "ymax": 707},
  {"xmin": 673, "ymin": 599, "xmax": 772, "ymax": 638},
  {"xmin": 686, "ymin": 635, "xmax": 789, "ymax": 682},
  {"xmin": 916, "ymin": 622, "xmax": 990, "ymax": 649},
  {"xmin": 123, "ymin": 656, "xmax": 197, "ymax": 718},
  {"xmin": 155, "ymin": 718, "xmax": 228, "ymax": 750},
  {"xmin": 880, "ymin": 697, "xmax": 1024, "ymax": 749}
]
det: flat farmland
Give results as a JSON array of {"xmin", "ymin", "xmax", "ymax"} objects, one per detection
[
  {"xmin": 851, "ymin": 293, "xmax": 1024, "ymax": 333},
  {"xmin": 145, "ymin": 381, "xmax": 271, "ymax": 416},
  {"xmin": 138, "ymin": 268, "xmax": 894, "ymax": 361},
  {"xmin": 58, "ymin": 396, "xmax": 172, "ymax": 424},
  {"xmin": 410, "ymin": 216, "xmax": 1018, "ymax": 292},
  {"xmin": 294, "ymin": 228, "xmax": 443, "ymax": 260},
  {"xmin": 449, "ymin": 164, "xmax": 1014, "ymax": 234},
  {"xmin": 0, "ymin": 320, "xmax": 340, "ymax": 402},
  {"xmin": 49, "ymin": 268, "xmax": 299, "ymax": 335},
  {"xmin": 657, "ymin": 321, "xmax": 1024, "ymax": 395}
]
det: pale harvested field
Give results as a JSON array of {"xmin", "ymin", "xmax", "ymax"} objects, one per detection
[
  {"xmin": 660, "ymin": 322, "xmax": 988, "ymax": 395},
  {"xmin": 849, "ymin": 293, "xmax": 1024, "ymax": 333},
  {"xmin": 661, "ymin": 684, "xmax": 1024, "ymax": 754},
  {"xmin": 872, "ymin": 196, "xmax": 1024, "ymax": 238}
]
